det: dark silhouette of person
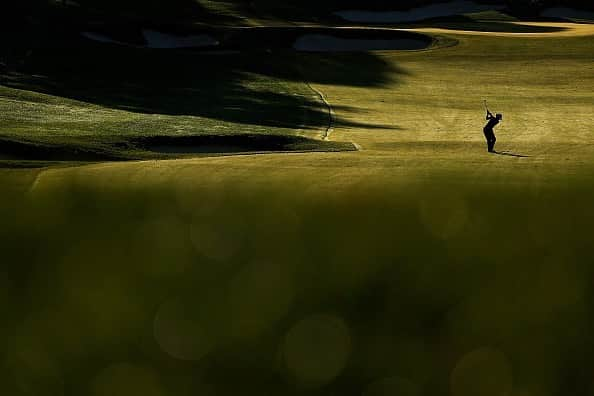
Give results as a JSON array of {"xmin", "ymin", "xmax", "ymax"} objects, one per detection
[{"xmin": 483, "ymin": 110, "xmax": 502, "ymax": 152}]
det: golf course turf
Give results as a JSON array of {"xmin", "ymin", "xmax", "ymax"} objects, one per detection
[
  {"xmin": 3, "ymin": 8, "xmax": 594, "ymax": 396},
  {"xmin": 0, "ymin": 26, "xmax": 437, "ymax": 164}
]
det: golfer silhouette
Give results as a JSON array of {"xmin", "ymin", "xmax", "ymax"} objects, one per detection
[{"xmin": 483, "ymin": 107, "xmax": 502, "ymax": 153}]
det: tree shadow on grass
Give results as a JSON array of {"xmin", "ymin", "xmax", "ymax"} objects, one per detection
[
  {"xmin": 294, "ymin": 52, "xmax": 410, "ymax": 88},
  {"xmin": 1, "ymin": 33, "xmax": 406, "ymax": 132}
]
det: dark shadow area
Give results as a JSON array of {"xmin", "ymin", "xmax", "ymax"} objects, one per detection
[
  {"xmin": 137, "ymin": 134, "xmax": 357, "ymax": 154},
  {"xmin": 0, "ymin": 138, "xmax": 124, "ymax": 161},
  {"xmin": 493, "ymin": 150, "xmax": 530, "ymax": 158},
  {"xmin": 253, "ymin": 0, "xmax": 504, "ymax": 21},
  {"xmin": 523, "ymin": 14, "xmax": 594, "ymax": 24},
  {"xmin": 14, "ymin": 0, "xmax": 247, "ymax": 27},
  {"xmin": 1, "ymin": 54, "xmax": 320, "ymax": 130},
  {"xmin": 0, "ymin": 161, "xmax": 57, "ymax": 169},
  {"xmin": 0, "ymin": 134, "xmax": 356, "ymax": 163},
  {"xmin": 295, "ymin": 52, "xmax": 410, "ymax": 88},
  {"xmin": 1, "ymin": 25, "xmax": 409, "ymax": 131},
  {"xmin": 67, "ymin": 0, "xmax": 207, "ymax": 20},
  {"xmin": 224, "ymin": 26, "xmax": 431, "ymax": 51},
  {"xmin": 0, "ymin": 160, "xmax": 74, "ymax": 169}
]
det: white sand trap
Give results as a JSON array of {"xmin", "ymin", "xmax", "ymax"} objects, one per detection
[
  {"xmin": 293, "ymin": 34, "xmax": 427, "ymax": 52},
  {"xmin": 541, "ymin": 7, "xmax": 594, "ymax": 21},
  {"xmin": 142, "ymin": 30, "xmax": 219, "ymax": 49},
  {"xmin": 334, "ymin": 0, "xmax": 504, "ymax": 23}
]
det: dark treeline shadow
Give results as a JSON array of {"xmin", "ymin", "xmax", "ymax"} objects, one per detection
[
  {"xmin": 69, "ymin": 0, "xmax": 204, "ymax": 17},
  {"xmin": 6, "ymin": 0, "xmax": 244, "ymax": 23},
  {"xmin": 252, "ymin": 0, "xmax": 501, "ymax": 20},
  {"xmin": 253, "ymin": 0, "xmax": 594, "ymax": 23},
  {"xmin": 1, "ymin": 26, "xmax": 405, "ymax": 131},
  {"xmin": 294, "ymin": 52, "xmax": 409, "ymax": 88}
]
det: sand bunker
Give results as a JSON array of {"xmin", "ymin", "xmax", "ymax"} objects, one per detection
[
  {"xmin": 334, "ymin": 0, "xmax": 504, "ymax": 23},
  {"xmin": 541, "ymin": 7, "xmax": 594, "ymax": 21},
  {"xmin": 293, "ymin": 34, "xmax": 428, "ymax": 51}
]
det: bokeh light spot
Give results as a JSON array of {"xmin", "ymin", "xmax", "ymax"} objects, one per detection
[
  {"xmin": 91, "ymin": 363, "xmax": 166, "ymax": 396},
  {"xmin": 153, "ymin": 298, "xmax": 214, "ymax": 361},
  {"xmin": 363, "ymin": 376, "xmax": 420, "ymax": 396},
  {"xmin": 189, "ymin": 221, "xmax": 240, "ymax": 262},
  {"xmin": 282, "ymin": 314, "xmax": 351, "ymax": 387},
  {"xmin": 227, "ymin": 260, "xmax": 294, "ymax": 340},
  {"xmin": 419, "ymin": 194, "xmax": 468, "ymax": 240},
  {"xmin": 451, "ymin": 347, "xmax": 512, "ymax": 396}
]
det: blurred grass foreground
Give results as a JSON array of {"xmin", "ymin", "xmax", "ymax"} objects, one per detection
[{"xmin": 2, "ymin": 177, "xmax": 594, "ymax": 396}]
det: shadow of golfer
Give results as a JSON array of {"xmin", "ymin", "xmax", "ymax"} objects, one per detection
[{"xmin": 493, "ymin": 150, "xmax": 530, "ymax": 158}]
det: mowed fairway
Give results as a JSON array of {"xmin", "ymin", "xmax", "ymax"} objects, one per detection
[{"xmin": 24, "ymin": 22, "xmax": 594, "ymax": 192}]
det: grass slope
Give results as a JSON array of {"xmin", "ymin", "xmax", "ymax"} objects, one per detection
[
  {"xmin": 3, "ymin": 23, "xmax": 592, "ymax": 181},
  {"xmin": 0, "ymin": 41, "xmax": 357, "ymax": 163},
  {"xmin": 41, "ymin": 25, "xmax": 592, "ymax": 184}
]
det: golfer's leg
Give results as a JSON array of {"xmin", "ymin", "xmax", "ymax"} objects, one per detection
[
  {"xmin": 483, "ymin": 128, "xmax": 491, "ymax": 151},
  {"xmin": 485, "ymin": 129, "xmax": 494, "ymax": 152},
  {"xmin": 491, "ymin": 135, "xmax": 496, "ymax": 152}
]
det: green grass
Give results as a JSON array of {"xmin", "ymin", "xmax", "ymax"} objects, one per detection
[
  {"xmin": 295, "ymin": 31, "xmax": 594, "ymax": 177},
  {"xmin": 0, "ymin": 26, "xmax": 436, "ymax": 164},
  {"xmin": 4, "ymin": 22, "xmax": 594, "ymax": 186},
  {"xmin": 3, "ymin": 17, "xmax": 594, "ymax": 396}
]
